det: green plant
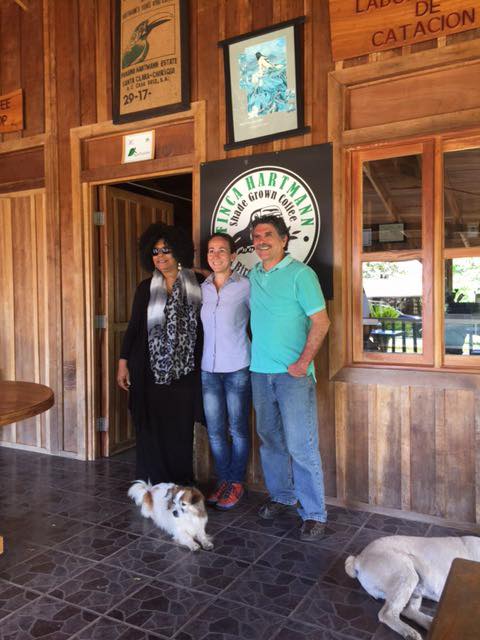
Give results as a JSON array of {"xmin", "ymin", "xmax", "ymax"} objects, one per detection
[{"xmin": 370, "ymin": 303, "xmax": 400, "ymax": 319}]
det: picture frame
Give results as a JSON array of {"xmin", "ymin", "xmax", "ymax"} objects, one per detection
[
  {"xmin": 113, "ymin": 0, "xmax": 190, "ymax": 125},
  {"xmin": 219, "ymin": 17, "xmax": 309, "ymax": 150},
  {"xmin": 379, "ymin": 223, "xmax": 405, "ymax": 243}
]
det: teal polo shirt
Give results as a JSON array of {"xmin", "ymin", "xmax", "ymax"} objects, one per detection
[{"xmin": 249, "ymin": 255, "xmax": 326, "ymax": 376}]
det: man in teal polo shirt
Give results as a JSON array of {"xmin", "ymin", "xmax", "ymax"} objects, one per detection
[{"xmin": 249, "ymin": 215, "xmax": 330, "ymax": 540}]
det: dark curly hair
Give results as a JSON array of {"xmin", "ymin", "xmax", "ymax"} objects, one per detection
[
  {"xmin": 139, "ymin": 223, "xmax": 194, "ymax": 272},
  {"xmin": 250, "ymin": 214, "xmax": 289, "ymax": 249}
]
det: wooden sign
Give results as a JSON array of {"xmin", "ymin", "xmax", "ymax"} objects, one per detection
[
  {"xmin": 329, "ymin": 0, "xmax": 480, "ymax": 61},
  {"xmin": 113, "ymin": 0, "xmax": 189, "ymax": 124},
  {"xmin": 0, "ymin": 89, "xmax": 23, "ymax": 133}
]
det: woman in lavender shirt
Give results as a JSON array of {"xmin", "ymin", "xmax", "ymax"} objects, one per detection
[{"xmin": 201, "ymin": 233, "xmax": 251, "ymax": 510}]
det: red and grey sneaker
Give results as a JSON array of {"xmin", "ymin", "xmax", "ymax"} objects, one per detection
[
  {"xmin": 216, "ymin": 482, "xmax": 245, "ymax": 510},
  {"xmin": 206, "ymin": 480, "xmax": 229, "ymax": 505}
]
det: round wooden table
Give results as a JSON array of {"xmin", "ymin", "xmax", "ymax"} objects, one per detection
[
  {"xmin": 0, "ymin": 381, "xmax": 54, "ymax": 428},
  {"xmin": 0, "ymin": 381, "xmax": 54, "ymax": 555}
]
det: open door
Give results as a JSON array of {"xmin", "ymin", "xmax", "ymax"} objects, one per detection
[{"xmin": 96, "ymin": 186, "xmax": 173, "ymax": 457}]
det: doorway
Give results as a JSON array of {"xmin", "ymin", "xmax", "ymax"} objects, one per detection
[{"xmin": 93, "ymin": 173, "xmax": 193, "ymax": 458}]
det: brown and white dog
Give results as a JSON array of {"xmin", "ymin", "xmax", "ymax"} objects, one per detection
[
  {"xmin": 128, "ymin": 481, "xmax": 214, "ymax": 551},
  {"xmin": 345, "ymin": 534, "xmax": 480, "ymax": 640}
]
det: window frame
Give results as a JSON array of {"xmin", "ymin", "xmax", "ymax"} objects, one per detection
[
  {"xmin": 442, "ymin": 134, "xmax": 480, "ymax": 368},
  {"xmin": 351, "ymin": 141, "xmax": 434, "ymax": 366},
  {"xmin": 349, "ymin": 132, "xmax": 480, "ymax": 370}
]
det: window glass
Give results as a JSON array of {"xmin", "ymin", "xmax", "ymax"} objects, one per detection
[
  {"xmin": 444, "ymin": 257, "xmax": 480, "ymax": 355},
  {"xmin": 362, "ymin": 155, "xmax": 422, "ymax": 253},
  {"xmin": 444, "ymin": 148, "xmax": 480, "ymax": 249},
  {"xmin": 362, "ymin": 260, "xmax": 423, "ymax": 354}
]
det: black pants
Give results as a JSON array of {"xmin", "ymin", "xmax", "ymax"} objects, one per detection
[{"xmin": 134, "ymin": 372, "xmax": 196, "ymax": 485}]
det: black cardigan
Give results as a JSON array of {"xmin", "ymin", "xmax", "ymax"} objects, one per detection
[{"xmin": 120, "ymin": 274, "xmax": 205, "ymax": 423}]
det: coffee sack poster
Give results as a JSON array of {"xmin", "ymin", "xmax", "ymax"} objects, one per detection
[
  {"xmin": 113, "ymin": 0, "xmax": 189, "ymax": 123},
  {"xmin": 200, "ymin": 145, "xmax": 333, "ymax": 298}
]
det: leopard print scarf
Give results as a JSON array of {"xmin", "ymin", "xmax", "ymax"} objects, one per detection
[{"xmin": 147, "ymin": 269, "xmax": 202, "ymax": 385}]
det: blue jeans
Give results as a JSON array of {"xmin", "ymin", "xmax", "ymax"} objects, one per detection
[
  {"xmin": 201, "ymin": 368, "xmax": 251, "ymax": 482},
  {"xmin": 251, "ymin": 372, "xmax": 327, "ymax": 522}
]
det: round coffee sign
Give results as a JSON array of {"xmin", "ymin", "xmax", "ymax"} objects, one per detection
[{"xmin": 211, "ymin": 166, "xmax": 320, "ymax": 276}]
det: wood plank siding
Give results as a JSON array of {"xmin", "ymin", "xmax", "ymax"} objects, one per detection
[{"xmin": 0, "ymin": 0, "xmax": 479, "ymax": 527}]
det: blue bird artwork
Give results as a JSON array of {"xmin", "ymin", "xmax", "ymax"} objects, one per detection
[{"xmin": 122, "ymin": 14, "xmax": 172, "ymax": 69}]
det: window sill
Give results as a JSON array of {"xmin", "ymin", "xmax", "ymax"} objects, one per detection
[{"xmin": 333, "ymin": 364, "xmax": 480, "ymax": 390}]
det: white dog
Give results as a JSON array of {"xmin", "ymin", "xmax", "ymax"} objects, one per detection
[
  {"xmin": 128, "ymin": 480, "xmax": 214, "ymax": 552},
  {"xmin": 345, "ymin": 534, "xmax": 480, "ymax": 640}
]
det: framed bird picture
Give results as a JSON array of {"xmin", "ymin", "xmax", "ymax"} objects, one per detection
[
  {"xmin": 219, "ymin": 17, "xmax": 309, "ymax": 150},
  {"xmin": 113, "ymin": 0, "xmax": 190, "ymax": 124}
]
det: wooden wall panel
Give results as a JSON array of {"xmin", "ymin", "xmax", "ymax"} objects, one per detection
[
  {"xmin": 54, "ymin": 0, "xmax": 81, "ymax": 455},
  {"xmin": 444, "ymin": 389, "xmax": 476, "ymax": 522},
  {"xmin": 410, "ymin": 387, "xmax": 437, "ymax": 516},
  {"xmin": 316, "ymin": 341, "xmax": 336, "ymax": 497},
  {"xmin": 12, "ymin": 195, "xmax": 40, "ymax": 446},
  {"xmin": 0, "ymin": 190, "xmax": 54, "ymax": 451},
  {"xmin": 0, "ymin": 2, "xmax": 22, "ymax": 143},
  {"xmin": 0, "ymin": 1, "xmax": 44, "ymax": 142},
  {"xmin": 79, "ymin": 0, "xmax": 98, "ymax": 126},
  {"xmin": 21, "ymin": 0, "xmax": 45, "ymax": 137},
  {"xmin": 346, "ymin": 383, "xmax": 369, "ymax": 502},
  {"xmin": 82, "ymin": 122, "xmax": 195, "ymax": 172},
  {"xmin": 336, "ymin": 381, "xmax": 480, "ymax": 525},
  {"xmin": 349, "ymin": 62, "xmax": 480, "ymax": 130},
  {"xmin": 0, "ymin": 147, "xmax": 44, "ymax": 194}
]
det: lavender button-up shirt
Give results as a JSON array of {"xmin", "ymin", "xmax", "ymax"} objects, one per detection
[{"xmin": 200, "ymin": 271, "xmax": 251, "ymax": 373}]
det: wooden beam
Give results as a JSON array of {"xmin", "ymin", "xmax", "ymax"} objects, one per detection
[
  {"xmin": 363, "ymin": 162, "xmax": 399, "ymax": 222},
  {"xmin": 13, "ymin": 0, "xmax": 28, "ymax": 10}
]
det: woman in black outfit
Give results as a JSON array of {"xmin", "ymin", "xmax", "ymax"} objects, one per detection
[{"xmin": 117, "ymin": 224, "xmax": 203, "ymax": 485}]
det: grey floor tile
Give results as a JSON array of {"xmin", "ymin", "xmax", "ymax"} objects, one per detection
[
  {"xmin": 364, "ymin": 514, "xmax": 430, "ymax": 536},
  {"xmin": 74, "ymin": 616, "xmax": 166, "ymax": 639},
  {"xmin": 108, "ymin": 581, "xmax": 213, "ymax": 638},
  {"xmin": 0, "ymin": 579, "xmax": 39, "ymax": 621},
  {"xmin": 176, "ymin": 600, "xmax": 286, "ymax": 640},
  {"xmin": 257, "ymin": 539, "xmax": 339, "ymax": 580},
  {"xmin": 105, "ymin": 537, "xmax": 187, "ymax": 577},
  {"xmin": 221, "ymin": 564, "xmax": 315, "ymax": 617},
  {"xmin": 292, "ymin": 582, "xmax": 381, "ymax": 639},
  {"xmin": 326, "ymin": 507, "xmax": 371, "ymax": 528},
  {"xmin": 99, "ymin": 505, "xmax": 157, "ymax": 536},
  {"xmin": 273, "ymin": 620, "xmax": 350, "ymax": 640},
  {"xmin": 0, "ymin": 595, "xmax": 97, "ymax": 639},
  {"xmin": 55, "ymin": 525, "xmax": 139, "ymax": 561},
  {"xmin": 208, "ymin": 526, "xmax": 279, "ymax": 563},
  {"xmin": 0, "ymin": 549, "xmax": 94, "ymax": 593},
  {"xmin": 158, "ymin": 550, "xmax": 249, "ymax": 595},
  {"xmin": 50, "ymin": 563, "xmax": 150, "ymax": 614}
]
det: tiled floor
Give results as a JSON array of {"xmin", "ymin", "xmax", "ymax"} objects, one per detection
[{"xmin": 0, "ymin": 447, "xmax": 474, "ymax": 640}]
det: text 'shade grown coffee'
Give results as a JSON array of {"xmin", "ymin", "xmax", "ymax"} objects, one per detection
[
  {"xmin": 200, "ymin": 146, "xmax": 333, "ymax": 298},
  {"xmin": 211, "ymin": 167, "xmax": 320, "ymax": 277}
]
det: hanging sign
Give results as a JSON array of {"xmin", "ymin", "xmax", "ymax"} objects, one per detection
[
  {"xmin": 122, "ymin": 130, "xmax": 155, "ymax": 163},
  {"xmin": 200, "ymin": 145, "xmax": 333, "ymax": 298},
  {"xmin": 113, "ymin": 0, "xmax": 190, "ymax": 124},
  {"xmin": 329, "ymin": 0, "xmax": 480, "ymax": 61},
  {"xmin": 0, "ymin": 89, "xmax": 23, "ymax": 133}
]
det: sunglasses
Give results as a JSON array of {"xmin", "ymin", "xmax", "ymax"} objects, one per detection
[{"xmin": 152, "ymin": 247, "xmax": 172, "ymax": 256}]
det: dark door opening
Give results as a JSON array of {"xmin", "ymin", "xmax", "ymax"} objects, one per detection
[{"xmin": 94, "ymin": 173, "xmax": 192, "ymax": 458}]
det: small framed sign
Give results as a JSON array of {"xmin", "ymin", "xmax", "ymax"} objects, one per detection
[
  {"xmin": 379, "ymin": 223, "xmax": 404, "ymax": 243},
  {"xmin": 219, "ymin": 17, "xmax": 309, "ymax": 150},
  {"xmin": 122, "ymin": 130, "xmax": 155, "ymax": 163},
  {"xmin": 0, "ymin": 89, "xmax": 23, "ymax": 133},
  {"xmin": 113, "ymin": 0, "xmax": 190, "ymax": 124}
]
